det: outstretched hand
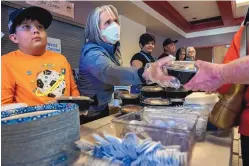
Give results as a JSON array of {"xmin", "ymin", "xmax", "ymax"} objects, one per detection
[
  {"xmin": 143, "ymin": 56, "xmax": 181, "ymax": 89},
  {"xmin": 184, "ymin": 60, "xmax": 224, "ymax": 91}
]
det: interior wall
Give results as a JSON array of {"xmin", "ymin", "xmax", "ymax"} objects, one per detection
[
  {"xmin": 147, "ymin": 30, "xmax": 236, "ymax": 59},
  {"xmin": 176, "ymin": 32, "xmax": 235, "ymax": 48},
  {"xmin": 119, "ymin": 15, "xmax": 146, "ymax": 67},
  {"xmin": 195, "ymin": 47, "xmax": 213, "ymax": 62},
  {"xmin": 213, "ymin": 45, "xmax": 229, "ymax": 64}
]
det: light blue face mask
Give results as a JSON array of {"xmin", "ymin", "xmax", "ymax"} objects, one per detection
[{"xmin": 101, "ymin": 22, "xmax": 120, "ymax": 45}]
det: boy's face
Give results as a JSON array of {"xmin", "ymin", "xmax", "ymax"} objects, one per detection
[{"xmin": 9, "ymin": 19, "xmax": 47, "ymax": 53}]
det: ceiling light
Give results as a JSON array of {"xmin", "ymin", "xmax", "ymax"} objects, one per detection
[
  {"xmin": 192, "ymin": 17, "xmax": 197, "ymax": 20},
  {"xmin": 236, "ymin": 0, "xmax": 249, "ymax": 7},
  {"xmin": 183, "ymin": 6, "xmax": 189, "ymax": 9}
]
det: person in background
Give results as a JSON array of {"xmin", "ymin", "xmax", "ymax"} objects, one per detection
[
  {"xmin": 130, "ymin": 33, "xmax": 156, "ymax": 68},
  {"xmin": 190, "ymin": 10, "xmax": 249, "ymax": 165},
  {"xmin": 175, "ymin": 47, "xmax": 186, "ymax": 61},
  {"xmin": 77, "ymin": 5, "xmax": 178, "ymax": 123},
  {"xmin": 1, "ymin": 7, "xmax": 79, "ymax": 106},
  {"xmin": 183, "ymin": 56, "xmax": 249, "ymax": 165},
  {"xmin": 130, "ymin": 33, "xmax": 156, "ymax": 93},
  {"xmin": 158, "ymin": 38, "xmax": 178, "ymax": 59},
  {"xmin": 186, "ymin": 46, "xmax": 196, "ymax": 61}
]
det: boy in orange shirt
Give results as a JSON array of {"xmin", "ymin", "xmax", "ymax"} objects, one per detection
[{"xmin": 1, "ymin": 6, "xmax": 79, "ymax": 106}]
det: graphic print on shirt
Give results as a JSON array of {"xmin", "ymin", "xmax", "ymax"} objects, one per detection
[{"xmin": 34, "ymin": 69, "xmax": 66, "ymax": 98}]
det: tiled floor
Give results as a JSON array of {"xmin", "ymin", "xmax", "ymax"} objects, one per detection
[{"xmin": 232, "ymin": 127, "xmax": 243, "ymax": 166}]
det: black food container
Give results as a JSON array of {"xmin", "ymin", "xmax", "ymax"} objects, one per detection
[
  {"xmin": 120, "ymin": 105, "xmax": 143, "ymax": 114},
  {"xmin": 164, "ymin": 61, "xmax": 197, "ymax": 84},
  {"xmin": 142, "ymin": 98, "xmax": 171, "ymax": 106},
  {"xmin": 164, "ymin": 86, "xmax": 191, "ymax": 99},
  {"xmin": 141, "ymin": 86, "xmax": 164, "ymax": 98},
  {"xmin": 120, "ymin": 93, "xmax": 140, "ymax": 105},
  {"xmin": 169, "ymin": 98, "xmax": 185, "ymax": 106},
  {"xmin": 56, "ymin": 96, "xmax": 94, "ymax": 111}
]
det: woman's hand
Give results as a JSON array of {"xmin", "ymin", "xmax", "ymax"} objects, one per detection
[
  {"xmin": 184, "ymin": 60, "xmax": 224, "ymax": 91},
  {"xmin": 142, "ymin": 56, "xmax": 180, "ymax": 89}
]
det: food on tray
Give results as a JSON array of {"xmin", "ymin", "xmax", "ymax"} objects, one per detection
[
  {"xmin": 141, "ymin": 86, "xmax": 163, "ymax": 92},
  {"xmin": 164, "ymin": 61, "xmax": 197, "ymax": 72},
  {"xmin": 165, "ymin": 86, "xmax": 187, "ymax": 92},
  {"xmin": 121, "ymin": 105, "xmax": 143, "ymax": 113},
  {"xmin": 120, "ymin": 93, "xmax": 139, "ymax": 99},
  {"xmin": 143, "ymin": 98, "xmax": 170, "ymax": 105}
]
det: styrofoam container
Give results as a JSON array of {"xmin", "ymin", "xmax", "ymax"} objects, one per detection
[{"xmin": 185, "ymin": 92, "xmax": 219, "ymax": 105}]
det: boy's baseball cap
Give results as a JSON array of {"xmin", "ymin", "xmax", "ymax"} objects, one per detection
[{"xmin": 8, "ymin": 6, "xmax": 52, "ymax": 34}]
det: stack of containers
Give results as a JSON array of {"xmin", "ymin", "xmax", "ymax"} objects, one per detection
[
  {"xmin": 184, "ymin": 92, "xmax": 219, "ymax": 112},
  {"xmin": 143, "ymin": 105, "xmax": 210, "ymax": 141},
  {"xmin": 112, "ymin": 111, "xmax": 198, "ymax": 164}
]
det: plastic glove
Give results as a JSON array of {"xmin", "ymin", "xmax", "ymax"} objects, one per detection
[
  {"xmin": 142, "ymin": 56, "xmax": 181, "ymax": 89},
  {"xmin": 184, "ymin": 56, "xmax": 249, "ymax": 91},
  {"xmin": 184, "ymin": 60, "xmax": 223, "ymax": 91}
]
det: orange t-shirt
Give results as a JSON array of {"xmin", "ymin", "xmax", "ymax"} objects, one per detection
[
  {"xmin": 216, "ymin": 26, "xmax": 249, "ymax": 136},
  {"xmin": 1, "ymin": 50, "xmax": 80, "ymax": 106}
]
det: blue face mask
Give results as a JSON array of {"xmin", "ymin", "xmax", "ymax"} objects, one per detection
[{"xmin": 101, "ymin": 22, "xmax": 120, "ymax": 45}]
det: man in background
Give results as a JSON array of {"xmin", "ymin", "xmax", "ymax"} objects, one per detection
[{"xmin": 158, "ymin": 38, "xmax": 177, "ymax": 59}]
